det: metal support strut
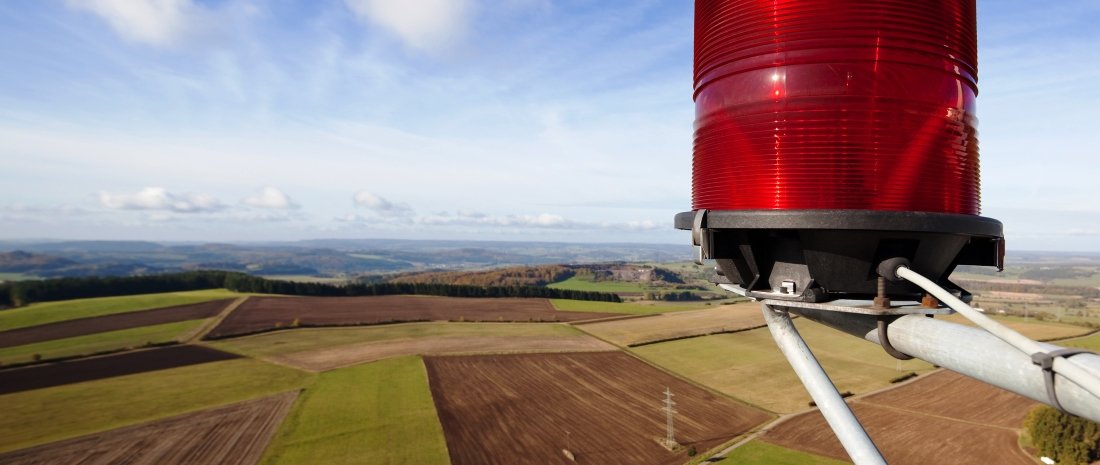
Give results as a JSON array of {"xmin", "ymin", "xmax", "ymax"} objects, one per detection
[{"xmin": 760, "ymin": 304, "xmax": 888, "ymax": 465}]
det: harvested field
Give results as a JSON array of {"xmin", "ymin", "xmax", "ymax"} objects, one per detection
[
  {"xmin": 0, "ymin": 299, "xmax": 233, "ymax": 348},
  {"xmin": 576, "ymin": 302, "xmax": 762, "ymax": 346},
  {"xmin": 762, "ymin": 371, "xmax": 1037, "ymax": 465},
  {"xmin": 425, "ymin": 352, "xmax": 771, "ymax": 465},
  {"xmin": 939, "ymin": 313, "xmax": 1093, "ymax": 341},
  {"xmin": 0, "ymin": 345, "xmax": 240, "ymax": 394},
  {"xmin": 274, "ymin": 334, "xmax": 615, "ymax": 371},
  {"xmin": 632, "ymin": 318, "xmax": 934, "ymax": 413},
  {"xmin": 861, "ymin": 370, "xmax": 1037, "ymax": 427},
  {"xmin": 0, "ymin": 391, "xmax": 297, "ymax": 465},
  {"xmin": 208, "ymin": 296, "xmax": 617, "ymax": 338}
]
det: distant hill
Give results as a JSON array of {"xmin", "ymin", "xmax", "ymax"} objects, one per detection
[
  {"xmin": 0, "ymin": 239, "xmax": 689, "ymax": 279},
  {"xmin": 0, "ymin": 251, "xmax": 75, "ymax": 272},
  {"xmin": 386, "ymin": 265, "xmax": 575, "ymax": 287},
  {"xmin": 384, "ymin": 263, "xmax": 689, "ymax": 289}
]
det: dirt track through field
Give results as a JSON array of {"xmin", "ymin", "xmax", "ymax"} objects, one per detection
[
  {"xmin": 274, "ymin": 335, "xmax": 616, "ymax": 371},
  {"xmin": 426, "ymin": 352, "xmax": 771, "ymax": 465},
  {"xmin": 0, "ymin": 345, "xmax": 240, "ymax": 394},
  {"xmin": 208, "ymin": 296, "xmax": 618, "ymax": 338},
  {"xmin": 762, "ymin": 370, "xmax": 1038, "ymax": 465},
  {"xmin": 0, "ymin": 391, "xmax": 297, "ymax": 465},
  {"xmin": 0, "ymin": 299, "xmax": 234, "ymax": 348}
]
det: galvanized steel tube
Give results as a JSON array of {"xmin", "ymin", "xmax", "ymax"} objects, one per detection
[
  {"xmin": 789, "ymin": 307, "xmax": 1100, "ymax": 423},
  {"xmin": 760, "ymin": 304, "xmax": 887, "ymax": 465}
]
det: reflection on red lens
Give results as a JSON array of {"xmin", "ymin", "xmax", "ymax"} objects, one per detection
[{"xmin": 693, "ymin": 0, "xmax": 981, "ymax": 215}]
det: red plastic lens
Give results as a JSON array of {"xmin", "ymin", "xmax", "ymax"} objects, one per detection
[{"xmin": 692, "ymin": 0, "xmax": 981, "ymax": 215}]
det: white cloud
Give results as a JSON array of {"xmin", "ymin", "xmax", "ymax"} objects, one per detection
[
  {"xmin": 67, "ymin": 0, "xmax": 203, "ymax": 46},
  {"xmin": 98, "ymin": 187, "xmax": 224, "ymax": 213},
  {"xmin": 344, "ymin": 0, "xmax": 473, "ymax": 52},
  {"xmin": 353, "ymin": 190, "xmax": 412, "ymax": 216},
  {"xmin": 242, "ymin": 187, "xmax": 297, "ymax": 209}
]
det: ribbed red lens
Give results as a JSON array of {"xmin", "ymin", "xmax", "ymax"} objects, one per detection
[{"xmin": 692, "ymin": 0, "xmax": 981, "ymax": 215}]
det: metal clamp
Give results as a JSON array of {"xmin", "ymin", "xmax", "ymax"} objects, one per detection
[
  {"xmin": 691, "ymin": 209, "xmax": 708, "ymax": 265},
  {"xmin": 875, "ymin": 315, "xmax": 913, "ymax": 360},
  {"xmin": 1032, "ymin": 348, "xmax": 1094, "ymax": 411}
]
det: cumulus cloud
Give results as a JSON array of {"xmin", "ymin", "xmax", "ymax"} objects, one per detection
[
  {"xmin": 344, "ymin": 0, "xmax": 473, "ymax": 52},
  {"xmin": 242, "ymin": 187, "xmax": 297, "ymax": 209},
  {"xmin": 98, "ymin": 187, "xmax": 224, "ymax": 213},
  {"xmin": 66, "ymin": 0, "xmax": 203, "ymax": 46},
  {"xmin": 353, "ymin": 190, "xmax": 412, "ymax": 216}
]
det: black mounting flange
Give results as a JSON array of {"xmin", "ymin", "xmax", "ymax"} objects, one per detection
[{"xmin": 677, "ymin": 209, "xmax": 1004, "ymax": 303}]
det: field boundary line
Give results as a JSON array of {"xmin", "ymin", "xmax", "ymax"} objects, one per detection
[
  {"xmin": 1041, "ymin": 326, "xmax": 1100, "ymax": 343},
  {"xmin": 568, "ymin": 313, "xmax": 662, "ymax": 325},
  {"xmin": 702, "ymin": 412, "xmax": 802, "ymax": 461},
  {"xmin": 627, "ymin": 322, "xmax": 770, "ymax": 347},
  {"xmin": 185, "ymin": 297, "xmax": 248, "ymax": 343},
  {"xmin": 618, "ymin": 342, "xmax": 782, "ymax": 417},
  {"xmin": 851, "ymin": 400, "xmax": 1024, "ymax": 432}
]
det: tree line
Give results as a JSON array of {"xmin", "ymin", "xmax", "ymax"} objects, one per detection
[
  {"xmin": 0, "ymin": 270, "xmax": 621, "ymax": 308},
  {"xmin": 1025, "ymin": 405, "xmax": 1100, "ymax": 464}
]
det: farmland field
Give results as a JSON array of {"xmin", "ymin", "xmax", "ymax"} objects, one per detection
[
  {"xmin": 208, "ymin": 296, "xmax": 616, "ymax": 338},
  {"xmin": 1063, "ymin": 331, "xmax": 1100, "ymax": 351},
  {"xmin": 0, "ymin": 289, "xmax": 245, "ymax": 331},
  {"xmin": 721, "ymin": 441, "xmax": 850, "ymax": 465},
  {"xmin": 938, "ymin": 313, "xmax": 1094, "ymax": 341},
  {"xmin": 632, "ymin": 318, "xmax": 934, "ymax": 413},
  {"xmin": 262, "ymin": 357, "xmax": 448, "ymax": 465},
  {"xmin": 0, "ymin": 319, "xmax": 205, "ymax": 365},
  {"xmin": 212, "ymin": 321, "xmax": 613, "ymax": 371},
  {"xmin": 762, "ymin": 371, "xmax": 1037, "ymax": 465},
  {"xmin": 547, "ymin": 275, "xmax": 651, "ymax": 293},
  {"xmin": 425, "ymin": 351, "xmax": 771, "ymax": 465},
  {"xmin": 0, "ymin": 358, "xmax": 312, "ymax": 453},
  {"xmin": 551, "ymin": 298, "xmax": 712, "ymax": 315},
  {"xmin": 0, "ymin": 272, "xmax": 37, "ymax": 282},
  {"xmin": 575, "ymin": 302, "xmax": 762, "ymax": 346},
  {"xmin": 0, "ymin": 299, "xmax": 233, "ymax": 348},
  {"xmin": 0, "ymin": 345, "xmax": 241, "ymax": 394},
  {"xmin": 0, "ymin": 391, "xmax": 297, "ymax": 465}
]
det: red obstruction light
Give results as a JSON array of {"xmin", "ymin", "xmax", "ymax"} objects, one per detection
[{"xmin": 677, "ymin": 0, "xmax": 1004, "ymax": 303}]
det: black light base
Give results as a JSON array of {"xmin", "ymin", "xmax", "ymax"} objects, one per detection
[{"xmin": 675, "ymin": 209, "xmax": 1004, "ymax": 303}]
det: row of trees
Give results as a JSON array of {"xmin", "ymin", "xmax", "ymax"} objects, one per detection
[
  {"xmin": 1025, "ymin": 405, "xmax": 1100, "ymax": 464},
  {"xmin": 0, "ymin": 270, "xmax": 621, "ymax": 308}
]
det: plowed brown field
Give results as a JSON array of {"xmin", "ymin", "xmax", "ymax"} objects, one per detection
[
  {"xmin": 0, "ymin": 345, "xmax": 240, "ymax": 394},
  {"xmin": 0, "ymin": 391, "xmax": 297, "ymax": 465},
  {"xmin": 425, "ymin": 352, "xmax": 771, "ymax": 465},
  {"xmin": 0, "ymin": 299, "xmax": 233, "ymax": 348},
  {"xmin": 208, "ymin": 296, "xmax": 616, "ymax": 338},
  {"xmin": 762, "ymin": 370, "xmax": 1038, "ymax": 465}
]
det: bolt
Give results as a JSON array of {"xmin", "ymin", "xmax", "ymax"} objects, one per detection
[{"xmin": 873, "ymin": 276, "xmax": 891, "ymax": 309}]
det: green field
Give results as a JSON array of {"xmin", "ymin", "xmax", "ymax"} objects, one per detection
[
  {"xmin": 0, "ymin": 272, "xmax": 38, "ymax": 282},
  {"xmin": 0, "ymin": 358, "xmax": 312, "ymax": 453},
  {"xmin": 261, "ymin": 275, "xmax": 350, "ymax": 284},
  {"xmin": 719, "ymin": 441, "xmax": 849, "ymax": 465},
  {"xmin": 938, "ymin": 313, "xmax": 1094, "ymax": 341},
  {"xmin": 0, "ymin": 289, "xmax": 243, "ymax": 331},
  {"xmin": 209, "ymin": 322, "xmax": 585, "ymax": 359},
  {"xmin": 632, "ymin": 318, "xmax": 934, "ymax": 413},
  {"xmin": 261, "ymin": 356, "xmax": 449, "ymax": 465},
  {"xmin": 550, "ymin": 298, "xmax": 712, "ymax": 315},
  {"xmin": 0, "ymin": 319, "xmax": 206, "ymax": 365},
  {"xmin": 547, "ymin": 276, "xmax": 650, "ymax": 293},
  {"xmin": 1063, "ymin": 331, "xmax": 1100, "ymax": 351}
]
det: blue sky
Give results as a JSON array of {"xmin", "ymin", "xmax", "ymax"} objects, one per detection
[{"xmin": 0, "ymin": 1, "xmax": 1098, "ymax": 251}]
